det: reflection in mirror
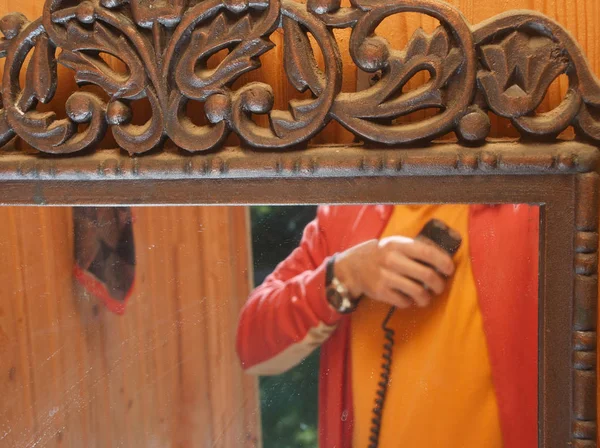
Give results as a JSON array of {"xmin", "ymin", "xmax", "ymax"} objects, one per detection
[{"xmin": 0, "ymin": 204, "xmax": 539, "ymax": 448}]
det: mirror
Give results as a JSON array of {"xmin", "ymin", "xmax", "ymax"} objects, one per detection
[{"xmin": 0, "ymin": 203, "xmax": 539, "ymax": 447}]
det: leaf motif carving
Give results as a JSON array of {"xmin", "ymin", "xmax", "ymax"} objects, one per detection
[
  {"xmin": 25, "ymin": 34, "xmax": 57, "ymax": 105},
  {"xmin": 283, "ymin": 16, "xmax": 325, "ymax": 95},
  {"xmin": 175, "ymin": 10, "xmax": 276, "ymax": 101},
  {"xmin": 229, "ymin": 0, "xmax": 342, "ymax": 147},
  {"xmin": 478, "ymin": 31, "xmax": 569, "ymax": 117},
  {"xmin": 335, "ymin": 26, "xmax": 463, "ymax": 120},
  {"xmin": 57, "ymin": 21, "xmax": 146, "ymax": 100},
  {"xmin": 374, "ymin": 27, "xmax": 461, "ymax": 106}
]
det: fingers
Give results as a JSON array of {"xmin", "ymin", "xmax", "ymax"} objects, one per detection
[
  {"xmin": 367, "ymin": 235, "xmax": 458, "ymax": 309},
  {"xmin": 379, "ymin": 269, "xmax": 433, "ymax": 308},
  {"xmin": 382, "ymin": 251, "xmax": 446, "ymax": 295},
  {"xmin": 376, "ymin": 286, "xmax": 413, "ymax": 309},
  {"xmin": 382, "ymin": 237, "xmax": 455, "ymax": 276}
]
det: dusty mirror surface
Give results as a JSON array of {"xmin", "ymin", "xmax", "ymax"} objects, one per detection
[{"xmin": 0, "ymin": 204, "xmax": 540, "ymax": 448}]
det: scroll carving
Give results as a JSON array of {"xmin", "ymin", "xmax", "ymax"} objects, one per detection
[{"xmin": 0, "ymin": 0, "xmax": 600, "ymax": 155}]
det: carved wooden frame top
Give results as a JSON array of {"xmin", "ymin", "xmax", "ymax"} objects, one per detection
[
  {"xmin": 1, "ymin": 0, "xmax": 600, "ymax": 153},
  {"xmin": 0, "ymin": 1, "xmax": 598, "ymax": 448}
]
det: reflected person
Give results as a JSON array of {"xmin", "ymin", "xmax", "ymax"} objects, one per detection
[{"xmin": 236, "ymin": 204, "xmax": 539, "ymax": 448}]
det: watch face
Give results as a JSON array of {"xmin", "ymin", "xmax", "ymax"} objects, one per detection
[
  {"xmin": 326, "ymin": 288, "xmax": 342, "ymax": 309},
  {"xmin": 327, "ymin": 287, "xmax": 356, "ymax": 314}
]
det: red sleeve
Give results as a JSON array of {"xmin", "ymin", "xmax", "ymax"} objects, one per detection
[{"xmin": 235, "ymin": 206, "xmax": 344, "ymax": 374}]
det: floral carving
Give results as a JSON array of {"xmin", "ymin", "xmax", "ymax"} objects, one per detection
[
  {"xmin": 479, "ymin": 32, "xmax": 568, "ymax": 115},
  {"xmin": 0, "ymin": 0, "xmax": 598, "ymax": 155},
  {"xmin": 332, "ymin": 20, "xmax": 469, "ymax": 144}
]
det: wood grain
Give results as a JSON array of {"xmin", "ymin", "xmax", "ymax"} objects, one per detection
[{"xmin": 0, "ymin": 206, "xmax": 259, "ymax": 448}]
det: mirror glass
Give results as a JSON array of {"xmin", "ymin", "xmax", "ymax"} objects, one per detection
[{"xmin": 0, "ymin": 204, "xmax": 539, "ymax": 448}]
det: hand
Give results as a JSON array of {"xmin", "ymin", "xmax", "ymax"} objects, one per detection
[{"xmin": 333, "ymin": 236, "xmax": 455, "ymax": 309}]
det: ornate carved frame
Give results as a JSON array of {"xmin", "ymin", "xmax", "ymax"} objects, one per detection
[{"xmin": 0, "ymin": 0, "xmax": 597, "ymax": 447}]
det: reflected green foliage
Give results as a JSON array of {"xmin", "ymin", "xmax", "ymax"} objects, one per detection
[
  {"xmin": 258, "ymin": 352, "xmax": 320, "ymax": 448},
  {"xmin": 250, "ymin": 206, "xmax": 320, "ymax": 448}
]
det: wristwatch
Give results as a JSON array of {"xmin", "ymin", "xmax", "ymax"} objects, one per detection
[{"xmin": 325, "ymin": 255, "xmax": 360, "ymax": 314}]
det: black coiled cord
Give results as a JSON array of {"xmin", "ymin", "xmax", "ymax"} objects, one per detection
[
  {"xmin": 365, "ymin": 219, "xmax": 461, "ymax": 447},
  {"xmin": 368, "ymin": 305, "xmax": 396, "ymax": 448}
]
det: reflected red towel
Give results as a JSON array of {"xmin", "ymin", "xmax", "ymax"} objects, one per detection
[{"xmin": 73, "ymin": 207, "xmax": 136, "ymax": 315}]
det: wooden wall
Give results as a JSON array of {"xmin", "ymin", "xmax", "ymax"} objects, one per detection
[{"xmin": 0, "ymin": 206, "xmax": 260, "ymax": 448}]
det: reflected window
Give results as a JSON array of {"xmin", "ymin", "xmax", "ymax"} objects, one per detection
[{"xmin": 251, "ymin": 206, "xmax": 320, "ymax": 448}]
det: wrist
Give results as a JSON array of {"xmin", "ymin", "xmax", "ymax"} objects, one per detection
[
  {"xmin": 332, "ymin": 253, "xmax": 361, "ymax": 300},
  {"xmin": 325, "ymin": 255, "xmax": 361, "ymax": 314}
]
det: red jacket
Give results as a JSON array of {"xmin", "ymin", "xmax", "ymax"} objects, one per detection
[{"xmin": 236, "ymin": 205, "xmax": 539, "ymax": 448}]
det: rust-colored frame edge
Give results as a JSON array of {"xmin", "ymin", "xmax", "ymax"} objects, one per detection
[
  {"xmin": 0, "ymin": 141, "xmax": 595, "ymax": 193},
  {"xmin": 574, "ymin": 171, "xmax": 598, "ymax": 447}
]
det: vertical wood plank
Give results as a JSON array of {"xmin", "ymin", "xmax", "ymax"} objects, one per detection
[
  {"xmin": 227, "ymin": 207, "xmax": 261, "ymax": 447},
  {"xmin": 0, "ymin": 205, "xmax": 257, "ymax": 447},
  {"xmin": 0, "ymin": 208, "xmax": 37, "ymax": 448}
]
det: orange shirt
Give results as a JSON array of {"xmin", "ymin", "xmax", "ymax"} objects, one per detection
[{"xmin": 351, "ymin": 204, "xmax": 503, "ymax": 447}]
